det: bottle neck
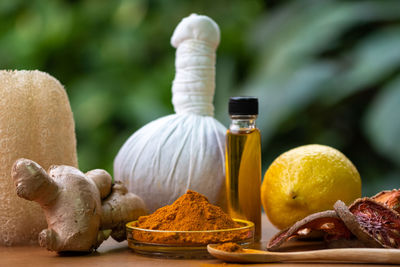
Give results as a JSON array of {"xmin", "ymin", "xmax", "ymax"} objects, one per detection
[{"xmin": 229, "ymin": 115, "xmax": 257, "ymax": 133}]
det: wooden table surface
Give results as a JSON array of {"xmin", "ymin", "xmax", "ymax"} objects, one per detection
[{"xmin": 0, "ymin": 216, "xmax": 391, "ymax": 267}]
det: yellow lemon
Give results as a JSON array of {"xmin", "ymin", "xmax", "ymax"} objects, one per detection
[{"xmin": 261, "ymin": 144, "xmax": 361, "ymax": 230}]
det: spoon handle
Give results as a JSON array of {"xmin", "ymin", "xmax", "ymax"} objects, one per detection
[
  {"xmin": 208, "ymin": 245, "xmax": 400, "ymax": 264},
  {"xmin": 272, "ymin": 248, "xmax": 400, "ymax": 264}
]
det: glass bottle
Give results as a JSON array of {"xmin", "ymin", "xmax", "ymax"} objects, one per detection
[{"xmin": 225, "ymin": 97, "xmax": 262, "ymax": 241}]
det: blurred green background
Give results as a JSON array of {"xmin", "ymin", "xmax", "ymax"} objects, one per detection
[{"xmin": 1, "ymin": 0, "xmax": 399, "ymax": 196}]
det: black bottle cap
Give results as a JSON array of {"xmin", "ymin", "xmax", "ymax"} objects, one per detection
[{"xmin": 229, "ymin": 96, "xmax": 258, "ymax": 115}]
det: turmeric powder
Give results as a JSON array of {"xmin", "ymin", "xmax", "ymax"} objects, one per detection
[
  {"xmin": 215, "ymin": 242, "xmax": 243, "ymax": 252},
  {"xmin": 131, "ymin": 190, "xmax": 253, "ymax": 245}
]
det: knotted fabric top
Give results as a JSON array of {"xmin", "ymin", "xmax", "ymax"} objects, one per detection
[{"xmin": 170, "ymin": 14, "xmax": 220, "ymax": 116}]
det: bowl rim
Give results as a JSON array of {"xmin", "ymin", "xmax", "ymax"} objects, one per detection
[{"xmin": 126, "ymin": 218, "xmax": 254, "ymax": 234}]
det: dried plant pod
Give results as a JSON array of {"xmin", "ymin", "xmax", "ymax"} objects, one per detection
[
  {"xmin": 267, "ymin": 210, "xmax": 351, "ymax": 251},
  {"xmin": 334, "ymin": 200, "xmax": 382, "ymax": 248},
  {"xmin": 372, "ymin": 189, "xmax": 400, "ymax": 213},
  {"xmin": 350, "ymin": 198, "xmax": 400, "ymax": 248},
  {"xmin": 335, "ymin": 199, "xmax": 392, "ymax": 248}
]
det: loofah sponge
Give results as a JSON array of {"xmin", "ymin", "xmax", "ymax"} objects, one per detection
[{"xmin": 0, "ymin": 70, "xmax": 77, "ymax": 246}]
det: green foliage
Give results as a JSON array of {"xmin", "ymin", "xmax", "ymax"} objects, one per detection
[
  {"xmin": 226, "ymin": 0, "xmax": 400, "ymax": 196},
  {"xmin": 0, "ymin": 0, "xmax": 399, "ymax": 196}
]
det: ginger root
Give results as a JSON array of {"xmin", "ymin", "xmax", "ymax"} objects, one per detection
[
  {"xmin": 11, "ymin": 158, "xmax": 147, "ymax": 252},
  {"xmin": 101, "ymin": 181, "xmax": 147, "ymax": 241}
]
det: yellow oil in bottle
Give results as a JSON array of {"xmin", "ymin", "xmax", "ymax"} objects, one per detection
[{"xmin": 225, "ymin": 127, "xmax": 261, "ymax": 241}]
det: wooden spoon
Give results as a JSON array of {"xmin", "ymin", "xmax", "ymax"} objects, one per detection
[{"xmin": 207, "ymin": 245, "xmax": 400, "ymax": 264}]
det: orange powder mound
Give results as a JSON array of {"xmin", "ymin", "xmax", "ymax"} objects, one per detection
[
  {"xmin": 136, "ymin": 190, "xmax": 240, "ymax": 230},
  {"xmin": 215, "ymin": 242, "xmax": 243, "ymax": 252},
  {"xmin": 130, "ymin": 190, "xmax": 254, "ymax": 245}
]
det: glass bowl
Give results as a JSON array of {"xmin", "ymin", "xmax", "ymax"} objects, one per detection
[{"xmin": 126, "ymin": 219, "xmax": 254, "ymax": 259}]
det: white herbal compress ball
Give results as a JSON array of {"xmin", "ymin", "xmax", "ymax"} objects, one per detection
[{"xmin": 114, "ymin": 14, "xmax": 226, "ymax": 212}]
